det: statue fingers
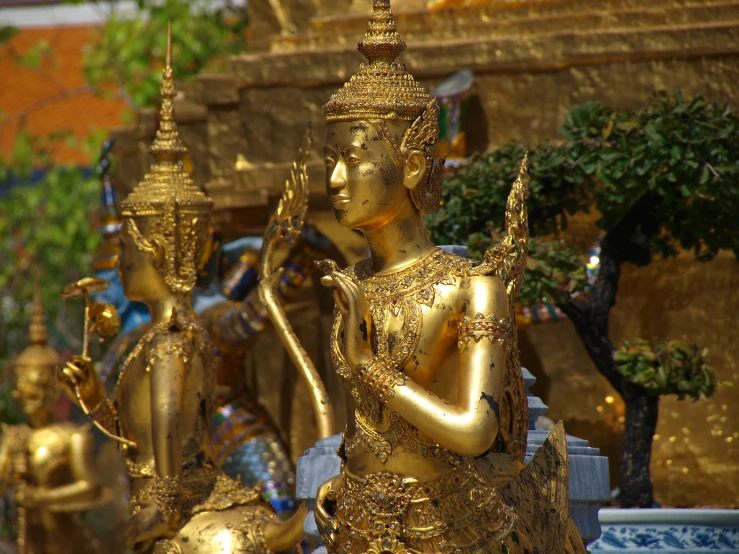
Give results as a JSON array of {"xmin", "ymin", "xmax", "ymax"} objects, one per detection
[
  {"xmin": 58, "ymin": 365, "xmax": 82, "ymax": 386},
  {"xmin": 315, "ymin": 501, "xmax": 339, "ymax": 536},
  {"xmin": 315, "ymin": 259, "xmax": 340, "ymax": 276},
  {"xmin": 69, "ymin": 355, "xmax": 93, "ymax": 368},
  {"xmin": 331, "ymin": 289, "xmax": 349, "ymax": 319},
  {"xmin": 320, "ymin": 274, "xmax": 350, "ymax": 316},
  {"xmin": 319, "ymin": 274, "xmax": 335, "ymax": 288},
  {"xmin": 327, "ymin": 272, "xmax": 365, "ymax": 312},
  {"xmin": 64, "ymin": 361, "xmax": 89, "ymax": 382}
]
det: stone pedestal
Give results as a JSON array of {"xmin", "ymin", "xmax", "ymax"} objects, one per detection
[
  {"xmin": 523, "ymin": 368, "xmax": 611, "ymax": 545},
  {"xmin": 296, "ymin": 434, "xmax": 343, "ymax": 541}
]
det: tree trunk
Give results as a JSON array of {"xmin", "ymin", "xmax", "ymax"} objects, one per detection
[
  {"xmin": 556, "ymin": 192, "xmax": 662, "ymax": 507},
  {"xmin": 619, "ymin": 385, "xmax": 659, "ymax": 508}
]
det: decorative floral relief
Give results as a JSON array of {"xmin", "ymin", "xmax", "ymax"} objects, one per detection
[{"xmin": 590, "ymin": 524, "xmax": 739, "ymax": 551}]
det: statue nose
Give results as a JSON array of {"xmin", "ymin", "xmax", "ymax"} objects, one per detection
[{"xmin": 329, "ymin": 162, "xmax": 347, "ymax": 193}]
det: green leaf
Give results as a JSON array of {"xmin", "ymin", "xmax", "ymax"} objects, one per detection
[{"xmin": 0, "ymin": 25, "xmax": 19, "ymax": 44}]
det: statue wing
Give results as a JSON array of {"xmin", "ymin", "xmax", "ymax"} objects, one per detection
[{"xmin": 468, "ymin": 152, "xmax": 530, "ymax": 302}]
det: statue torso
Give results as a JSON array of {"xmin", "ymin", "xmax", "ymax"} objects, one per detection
[
  {"xmin": 27, "ymin": 423, "xmax": 79, "ymax": 489},
  {"xmin": 333, "ymin": 248, "xmax": 476, "ymax": 477},
  {"xmin": 115, "ymin": 314, "xmax": 214, "ymax": 479}
]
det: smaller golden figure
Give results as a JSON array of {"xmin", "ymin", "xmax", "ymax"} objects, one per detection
[
  {"xmin": 0, "ymin": 283, "xmax": 104, "ymax": 554},
  {"xmin": 57, "ymin": 25, "xmax": 306, "ymax": 554}
]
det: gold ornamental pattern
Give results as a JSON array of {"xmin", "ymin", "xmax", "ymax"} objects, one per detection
[{"xmin": 334, "ymin": 462, "xmax": 514, "ymax": 554}]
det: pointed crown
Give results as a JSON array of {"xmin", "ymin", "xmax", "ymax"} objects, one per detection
[
  {"xmin": 119, "ymin": 23, "xmax": 213, "ymax": 292},
  {"xmin": 120, "ymin": 24, "xmax": 213, "ymax": 219},
  {"xmin": 15, "ymin": 276, "xmax": 61, "ymax": 374},
  {"xmin": 323, "ymin": 0, "xmax": 432, "ymax": 122}
]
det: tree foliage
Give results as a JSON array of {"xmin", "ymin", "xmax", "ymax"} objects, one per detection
[
  {"xmin": 83, "ymin": 0, "xmax": 249, "ymax": 110},
  {"xmin": 428, "ymin": 91, "xmax": 739, "ymax": 266},
  {"xmin": 0, "ymin": 132, "xmax": 103, "ymax": 372},
  {"xmin": 614, "ymin": 339, "xmax": 717, "ymax": 400},
  {"xmin": 427, "ymin": 90, "xmax": 739, "ymax": 507}
]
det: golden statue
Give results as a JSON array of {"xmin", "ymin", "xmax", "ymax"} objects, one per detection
[
  {"xmin": 0, "ymin": 283, "xmax": 104, "ymax": 554},
  {"xmin": 260, "ymin": 2, "xmax": 588, "ymax": 552},
  {"xmin": 57, "ymin": 26, "xmax": 306, "ymax": 554}
]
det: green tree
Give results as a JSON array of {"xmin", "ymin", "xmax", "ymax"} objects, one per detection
[
  {"xmin": 427, "ymin": 91, "xmax": 739, "ymax": 508},
  {"xmin": 83, "ymin": 0, "xmax": 249, "ymax": 110},
  {"xmin": 0, "ymin": 131, "xmax": 103, "ymax": 370},
  {"xmin": 1, "ymin": 0, "xmax": 249, "ymax": 378},
  {"xmin": 614, "ymin": 339, "xmax": 717, "ymax": 401}
]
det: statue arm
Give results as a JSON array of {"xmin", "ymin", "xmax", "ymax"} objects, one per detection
[
  {"xmin": 58, "ymin": 356, "xmax": 120, "ymax": 439},
  {"xmin": 148, "ymin": 333, "xmax": 188, "ymax": 480},
  {"xmin": 35, "ymin": 427, "xmax": 102, "ymax": 508},
  {"xmin": 260, "ymin": 271, "xmax": 335, "ymax": 439},
  {"xmin": 0, "ymin": 429, "xmax": 17, "ymax": 495},
  {"xmin": 380, "ymin": 275, "xmax": 510, "ymax": 457}
]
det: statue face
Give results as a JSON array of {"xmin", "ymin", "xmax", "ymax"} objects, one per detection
[
  {"xmin": 324, "ymin": 121, "xmax": 410, "ymax": 231},
  {"xmin": 15, "ymin": 373, "xmax": 53, "ymax": 416}
]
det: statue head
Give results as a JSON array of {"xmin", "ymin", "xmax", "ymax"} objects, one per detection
[
  {"xmin": 322, "ymin": 0, "xmax": 444, "ymax": 231},
  {"xmin": 118, "ymin": 25, "xmax": 213, "ymax": 302},
  {"xmin": 14, "ymin": 284, "xmax": 60, "ymax": 419}
]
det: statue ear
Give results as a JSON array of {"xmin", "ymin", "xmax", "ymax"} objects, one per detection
[
  {"xmin": 404, "ymin": 150, "xmax": 427, "ymax": 191},
  {"xmin": 126, "ymin": 218, "xmax": 166, "ymax": 269},
  {"xmin": 147, "ymin": 234, "xmax": 167, "ymax": 270}
]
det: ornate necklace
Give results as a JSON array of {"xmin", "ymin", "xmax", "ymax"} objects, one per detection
[
  {"xmin": 115, "ymin": 312, "xmax": 213, "ymax": 388},
  {"xmin": 331, "ymin": 249, "xmax": 473, "ymax": 464},
  {"xmin": 354, "ymin": 248, "xmax": 473, "ymax": 368}
]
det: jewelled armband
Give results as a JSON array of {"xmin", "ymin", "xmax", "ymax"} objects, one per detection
[
  {"xmin": 153, "ymin": 474, "xmax": 181, "ymax": 516},
  {"xmin": 358, "ymin": 356, "xmax": 407, "ymax": 403},
  {"xmin": 458, "ymin": 313, "xmax": 514, "ymax": 348}
]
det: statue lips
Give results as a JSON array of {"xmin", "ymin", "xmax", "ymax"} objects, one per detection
[{"xmin": 331, "ymin": 195, "xmax": 352, "ymax": 207}]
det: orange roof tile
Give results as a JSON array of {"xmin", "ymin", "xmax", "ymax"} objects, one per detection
[{"xmin": 0, "ymin": 25, "xmax": 128, "ymax": 166}]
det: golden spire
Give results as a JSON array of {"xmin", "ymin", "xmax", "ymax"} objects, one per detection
[
  {"xmin": 323, "ymin": 0, "xmax": 431, "ymax": 123},
  {"xmin": 120, "ymin": 21, "xmax": 212, "ymax": 218},
  {"xmin": 357, "ymin": 0, "xmax": 406, "ymax": 64},
  {"xmin": 16, "ymin": 272, "xmax": 61, "ymax": 371},
  {"xmin": 149, "ymin": 21, "xmax": 188, "ymax": 162},
  {"xmin": 28, "ymin": 273, "xmax": 49, "ymax": 346}
]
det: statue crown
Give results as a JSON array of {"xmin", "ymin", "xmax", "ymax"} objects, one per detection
[
  {"xmin": 120, "ymin": 23, "xmax": 213, "ymax": 293},
  {"xmin": 120, "ymin": 23, "xmax": 212, "ymax": 219},
  {"xmin": 15, "ymin": 274, "xmax": 60, "ymax": 376},
  {"xmin": 323, "ymin": 0, "xmax": 432, "ymax": 123}
]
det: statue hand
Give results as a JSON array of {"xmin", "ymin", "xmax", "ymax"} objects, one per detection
[
  {"xmin": 315, "ymin": 474, "xmax": 342, "ymax": 547},
  {"xmin": 320, "ymin": 269, "xmax": 373, "ymax": 370},
  {"xmin": 126, "ymin": 503, "xmax": 180, "ymax": 550},
  {"xmin": 57, "ymin": 356, "xmax": 103, "ymax": 407}
]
